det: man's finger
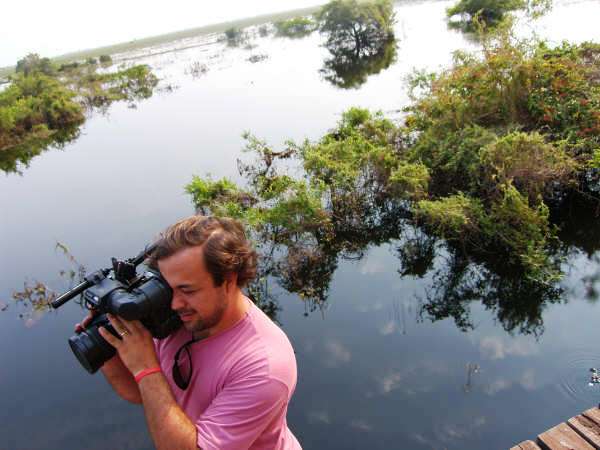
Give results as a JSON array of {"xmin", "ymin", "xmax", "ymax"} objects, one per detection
[
  {"xmin": 107, "ymin": 314, "xmax": 130, "ymax": 335},
  {"xmin": 123, "ymin": 319, "xmax": 144, "ymax": 333},
  {"xmin": 99, "ymin": 327, "xmax": 120, "ymax": 348}
]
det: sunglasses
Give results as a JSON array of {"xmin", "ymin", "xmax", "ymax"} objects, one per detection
[{"xmin": 172, "ymin": 336, "xmax": 201, "ymax": 390}]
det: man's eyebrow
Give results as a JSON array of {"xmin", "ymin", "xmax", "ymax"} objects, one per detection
[{"xmin": 175, "ymin": 283, "xmax": 199, "ymax": 289}]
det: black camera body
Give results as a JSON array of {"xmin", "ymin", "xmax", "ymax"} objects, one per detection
[{"xmin": 52, "ymin": 245, "xmax": 181, "ymax": 374}]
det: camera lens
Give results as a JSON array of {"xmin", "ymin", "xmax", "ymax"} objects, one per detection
[{"xmin": 68, "ymin": 314, "xmax": 117, "ymax": 373}]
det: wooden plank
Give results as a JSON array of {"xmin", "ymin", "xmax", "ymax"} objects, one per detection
[
  {"xmin": 583, "ymin": 408, "xmax": 600, "ymax": 426},
  {"xmin": 538, "ymin": 422, "xmax": 595, "ymax": 450},
  {"xmin": 568, "ymin": 415, "xmax": 600, "ymax": 449},
  {"xmin": 520, "ymin": 441, "xmax": 542, "ymax": 450}
]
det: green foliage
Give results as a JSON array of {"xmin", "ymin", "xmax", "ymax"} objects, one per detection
[
  {"xmin": 417, "ymin": 193, "xmax": 484, "ymax": 240},
  {"xmin": 483, "ymin": 184, "xmax": 555, "ymax": 280},
  {"xmin": 527, "ymin": 42, "xmax": 600, "ymax": 149},
  {"xmin": 185, "ymin": 176, "xmax": 250, "ymax": 214},
  {"xmin": 274, "ymin": 17, "xmax": 317, "ymax": 38},
  {"xmin": 388, "ymin": 161, "xmax": 430, "ymax": 199},
  {"xmin": 1, "ymin": 55, "xmax": 159, "ymax": 170},
  {"xmin": 405, "ymin": 33, "xmax": 600, "ymax": 192},
  {"xmin": 15, "ymin": 53, "xmax": 57, "ymax": 76},
  {"xmin": 317, "ymin": 0, "xmax": 395, "ymax": 56},
  {"xmin": 446, "ymin": 0, "xmax": 551, "ymax": 29},
  {"xmin": 400, "ymin": 32, "xmax": 600, "ymax": 281},
  {"xmin": 99, "ymin": 54, "xmax": 113, "ymax": 64},
  {"xmin": 300, "ymin": 108, "xmax": 399, "ymax": 194},
  {"xmin": 590, "ymin": 150, "xmax": 600, "ymax": 169},
  {"xmin": 407, "ymin": 125, "xmax": 497, "ymax": 194},
  {"xmin": 86, "ymin": 57, "xmax": 98, "ymax": 65},
  {"xmin": 480, "ymin": 131, "xmax": 577, "ymax": 203},
  {"xmin": 0, "ymin": 73, "xmax": 84, "ymax": 150}
]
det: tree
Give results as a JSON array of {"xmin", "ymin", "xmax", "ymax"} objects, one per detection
[{"xmin": 317, "ymin": 0, "xmax": 395, "ymax": 57}]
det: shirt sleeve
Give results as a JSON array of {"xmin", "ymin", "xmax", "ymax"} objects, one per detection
[{"xmin": 195, "ymin": 376, "xmax": 289, "ymax": 450}]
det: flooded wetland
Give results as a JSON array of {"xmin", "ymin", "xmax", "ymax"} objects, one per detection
[{"xmin": 2, "ymin": 1, "xmax": 600, "ymax": 449}]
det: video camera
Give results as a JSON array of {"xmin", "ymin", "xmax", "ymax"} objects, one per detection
[{"xmin": 51, "ymin": 244, "xmax": 181, "ymax": 374}]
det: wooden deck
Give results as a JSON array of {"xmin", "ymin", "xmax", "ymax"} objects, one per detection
[{"xmin": 511, "ymin": 407, "xmax": 600, "ymax": 449}]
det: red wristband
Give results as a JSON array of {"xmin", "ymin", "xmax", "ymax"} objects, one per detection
[{"xmin": 134, "ymin": 367, "xmax": 161, "ymax": 383}]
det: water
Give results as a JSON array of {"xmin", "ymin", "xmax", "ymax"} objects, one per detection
[{"xmin": 2, "ymin": 1, "xmax": 600, "ymax": 448}]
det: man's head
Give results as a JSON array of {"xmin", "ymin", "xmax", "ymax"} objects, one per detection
[{"xmin": 149, "ymin": 216, "xmax": 257, "ymax": 334}]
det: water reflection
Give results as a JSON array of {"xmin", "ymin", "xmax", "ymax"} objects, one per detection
[
  {"xmin": 320, "ymin": 37, "xmax": 397, "ymax": 89},
  {"xmin": 418, "ymin": 249, "xmax": 563, "ymax": 336},
  {"xmin": 0, "ymin": 125, "xmax": 80, "ymax": 175}
]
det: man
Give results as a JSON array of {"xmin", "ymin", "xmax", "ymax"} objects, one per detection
[{"xmin": 77, "ymin": 215, "xmax": 302, "ymax": 450}]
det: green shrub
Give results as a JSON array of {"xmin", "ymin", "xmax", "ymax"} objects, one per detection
[
  {"xmin": 15, "ymin": 54, "xmax": 56, "ymax": 76},
  {"xmin": 416, "ymin": 193, "xmax": 484, "ymax": 240},
  {"xmin": 0, "ymin": 73, "xmax": 84, "ymax": 150},
  {"xmin": 274, "ymin": 17, "xmax": 316, "ymax": 38},
  {"xmin": 480, "ymin": 131, "xmax": 577, "ymax": 203}
]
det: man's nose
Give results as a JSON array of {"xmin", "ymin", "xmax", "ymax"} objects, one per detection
[{"xmin": 171, "ymin": 291, "xmax": 185, "ymax": 310}]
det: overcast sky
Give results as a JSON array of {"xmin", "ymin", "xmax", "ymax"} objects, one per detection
[{"xmin": 1, "ymin": 0, "xmax": 325, "ymax": 67}]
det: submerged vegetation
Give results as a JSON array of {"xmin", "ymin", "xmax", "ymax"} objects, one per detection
[
  {"xmin": 186, "ymin": 27, "xmax": 600, "ymax": 335},
  {"xmin": 0, "ymin": 53, "xmax": 158, "ymax": 173}
]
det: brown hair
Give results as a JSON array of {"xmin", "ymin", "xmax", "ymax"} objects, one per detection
[{"xmin": 148, "ymin": 215, "xmax": 258, "ymax": 287}]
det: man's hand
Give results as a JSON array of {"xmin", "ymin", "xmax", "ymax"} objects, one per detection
[
  {"xmin": 74, "ymin": 310, "xmax": 96, "ymax": 333},
  {"xmin": 100, "ymin": 315, "xmax": 198, "ymax": 450},
  {"xmin": 99, "ymin": 314, "xmax": 159, "ymax": 375}
]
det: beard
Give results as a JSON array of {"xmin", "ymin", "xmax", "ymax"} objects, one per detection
[{"xmin": 184, "ymin": 290, "xmax": 228, "ymax": 334}]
